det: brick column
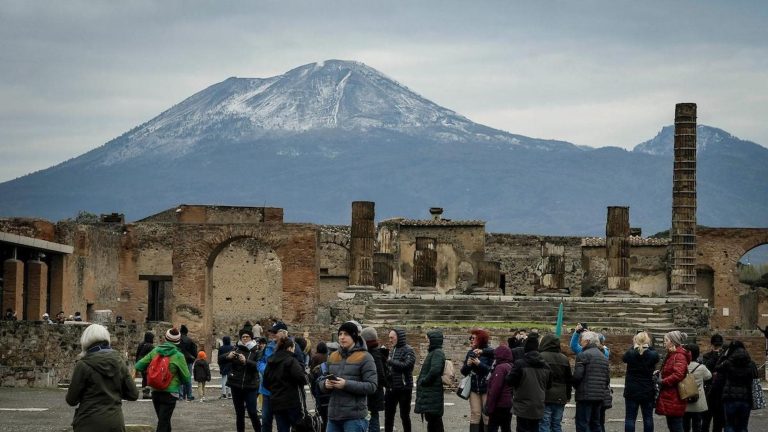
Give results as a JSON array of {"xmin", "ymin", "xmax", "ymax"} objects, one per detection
[
  {"xmin": 3, "ymin": 259, "xmax": 24, "ymax": 318},
  {"xmin": 49, "ymin": 255, "xmax": 67, "ymax": 317},
  {"xmin": 413, "ymin": 237, "xmax": 437, "ymax": 288},
  {"xmin": 349, "ymin": 201, "xmax": 375, "ymax": 287},
  {"xmin": 670, "ymin": 102, "xmax": 698, "ymax": 295},
  {"xmin": 605, "ymin": 206, "xmax": 631, "ymax": 295},
  {"xmin": 26, "ymin": 259, "xmax": 48, "ymax": 320}
]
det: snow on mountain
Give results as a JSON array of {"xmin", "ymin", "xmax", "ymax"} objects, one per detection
[
  {"xmin": 633, "ymin": 124, "xmax": 748, "ymax": 156},
  {"xmin": 97, "ymin": 60, "xmax": 577, "ymax": 166}
]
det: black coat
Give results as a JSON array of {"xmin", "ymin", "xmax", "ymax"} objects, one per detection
[
  {"xmin": 220, "ymin": 343, "xmax": 261, "ymax": 390},
  {"xmin": 387, "ymin": 329, "xmax": 416, "ymax": 390},
  {"xmin": 572, "ymin": 344, "xmax": 611, "ymax": 402},
  {"xmin": 460, "ymin": 346, "xmax": 495, "ymax": 394},
  {"xmin": 193, "ymin": 359, "xmax": 211, "ymax": 382},
  {"xmin": 717, "ymin": 348, "xmax": 758, "ymax": 402},
  {"xmin": 539, "ymin": 334, "xmax": 573, "ymax": 404},
  {"xmin": 414, "ymin": 331, "xmax": 446, "ymax": 416},
  {"xmin": 218, "ymin": 343, "xmax": 235, "ymax": 376},
  {"xmin": 367, "ymin": 343, "xmax": 387, "ymax": 412},
  {"xmin": 263, "ymin": 350, "xmax": 308, "ymax": 411},
  {"xmin": 508, "ymin": 351, "xmax": 552, "ymax": 420},
  {"xmin": 179, "ymin": 335, "xmax": 198, "ymax": 364},
  {"xmin": 622, "ymin": 346, "xmax": 659, "ymax": 401}
]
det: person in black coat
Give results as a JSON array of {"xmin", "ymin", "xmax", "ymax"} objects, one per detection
[
  {"xmin": 362, "ymin": 327, "xmax": 387, "ymax": 432},
  {"xmin": 621, "ymin": 331, "xmax": 659, "ymax": 432},
  {"xmin": 135, "ymin": 331, "xmax": 155, "ymax": 398},
  {"xmin": 218, "ymin": 336, "xmax": 235, "ymax": 399},
  {"xmin": 264, "ymin": 335, "xmax": 308, "ymax": 432},
  {"xmin": 716, "ymin": 341, "xmax": 758, "ymax": 432},
  {"xmin": 386, "ymin": 328, "xmax": 416, "ymax": 432},
  {"xmin": 701, "ymin": 334, "xmax": 724, "ymax": 432},
  {"xmin": 219, "ymin": 328, "xmax": 262, "ymax": 432},
  {"xmin": 179, "ymin": 325, "xmax": 198, "ymax": 401}
]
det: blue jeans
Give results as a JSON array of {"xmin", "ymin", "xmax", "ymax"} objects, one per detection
[
  {"xmin": 624, "ymin": 399, "xmax": 654, "ymax": 432},
  {"xmin": 182, "ymin": 363, "xmax": 194, "ymax": 400},
  {"xmin": 539, "ymin": 403, "xmax": 565, "ymax": 432},
  {"xmin": 328, "ymin": 418, "xmax": 369, "ymax": 432},
  {"xmin": 369, "ymin": 410, "xmax": 380, "ymax": 432},
  {"xmin": 723, "ymin": 400, "xmax": 751, "ymax": 432},
  {"xmin": 575, "ymin": 401, "xmax": 602, "ymax": 432},
  {"xmin": 261, "ymin": 394, "xmax": 273, "ymax": 432},
  {"xmin": 274, "ymin": 406, "xmax": 303, "ymax": 432},
  {"xmin": 665, "ymin": 416, "xmax": 683, "ymax": 432}
]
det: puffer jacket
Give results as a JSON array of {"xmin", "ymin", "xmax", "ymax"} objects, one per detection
[
  {"xmin": 460, "ymin": 346, "xmax": 495, "ymax": 394},
  {"xmin": 193, "ymin": 359, "xmax": 211, "ymax": 382},
  {"xmin": 220, "ymin": 342, "xmax": 261, "ymax": 390},
  {"xmin": 572, "ymin": 343, "xmax": 610, "ymax": 402},
  {"xmin": 263, "ymin": 349, "xmax": 308, "ymax": 411},
  {"xmin": 387, "ymin": 329, "xmax": 416, "ymax": 390},
  {"xmin": 321, "ymin": 341, "xmax": 378, "ymax": 421},
  {"xmin": 218, "ymin": 337, "xmax": 235, "ymax": 376},
  {"xmin": 508, "ymin": 350, "xmax": 552, "ymax": 420},
  {"xmin": 718, "ymin": 348, "xmax": 758, "ymax": 402},
  {"xmin": 622, "ymin": 345, "xmax": 660, "ymax": 401},
  {"xmin": 485, "ymin": 345, "xmax": 514, "ymax": 414},
  {"xmin": 66, "ymin": 346, "xmax": 139, "ymax": 432},
  {"xmin": 685, "ymin": 361, "xmax": 712, "ymax": 413},
  {"xmin": 655, "ymin": 348, "xmax": 691, "ymax": 417},
  {"xmin": 415, "ymin": 331, "xmax": 446, "ymax": 416},
  {"xmin": 539, "ymin": 334, "xmax": 572, "ymax": 404},
  {"xmin": 367, "ymin": 341, "xmax": 387, "ymax": 412}
]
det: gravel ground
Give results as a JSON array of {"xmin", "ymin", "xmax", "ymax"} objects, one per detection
[{"xmin": 1, "ymin": 379, "xmax": 766, "ymax": 432}]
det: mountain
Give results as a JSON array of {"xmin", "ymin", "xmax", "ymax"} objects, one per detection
[{"xmin": 0, "ymin": 60, "xmax": 766, "ymax": 236}]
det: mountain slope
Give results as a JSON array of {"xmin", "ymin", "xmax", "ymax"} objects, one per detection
[{"xmin": 0, "ymin": 60, "xmax": 765, "ymax": 236}]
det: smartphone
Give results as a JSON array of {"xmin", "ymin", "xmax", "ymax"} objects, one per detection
[{"xmin": 326, "ymin": 374, "xmax": 338, "ymax": 381}]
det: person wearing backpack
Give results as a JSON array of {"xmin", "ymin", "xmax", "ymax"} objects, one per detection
[
  {"xmin": 193, "ymin": 350, "xmax": 212, "ymax": 402},
  {"xmin": 263, "ymin": 335, "xmax": 308, "ymax": 432},
  {"xmin": 362, "ymin": 327, "xmax": 387, "ymax": 432},
  {"xmin": 221, "ymin": 327, "xmax": 263, "ymax": 432},
  {"xmin": 179, "ymin": 325, "xmax": 198, "ymax": 401},
  {"xmin": 415, "ymin": 330, "xmax": 446, "ymax": 432},
  {"xmin": 135, "ymin": 327, "xmax": 191, "ymax": 432}
]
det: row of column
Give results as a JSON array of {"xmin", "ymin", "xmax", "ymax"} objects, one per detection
[{"xmin": 3, "ymin": 257, "xmax": 64, "ymax": 320}]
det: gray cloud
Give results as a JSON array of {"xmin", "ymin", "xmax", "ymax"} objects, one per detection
[{"xmin": 1, "ymin": 0, "xmax": 766, "ymax": 181}]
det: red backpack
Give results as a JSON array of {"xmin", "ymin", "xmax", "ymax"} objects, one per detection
[{"xmin": 147, "ymin": 354, "xmax": 173, "ymax": 390}]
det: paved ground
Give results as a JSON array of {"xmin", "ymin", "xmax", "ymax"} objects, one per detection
[{"xmin": 1, "ymin": 379, "xmax": 767, "ymax": 432}]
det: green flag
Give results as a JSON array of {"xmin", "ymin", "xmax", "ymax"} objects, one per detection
[{"xmin": 555, "ymin": 302, "xmax": 564, "ymax": 337}]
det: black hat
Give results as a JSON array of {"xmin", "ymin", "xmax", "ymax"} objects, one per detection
[
  {"xmin": 524, "ymin": 335, "xmax": 540, "ymax": 353},
  {"xmin": 338, "ymin": 321, "xmax": 362, "ymax": 341},
  {"xmin": 239, "ymin": 328, "xmax": 255, "ymax": 339},
  {"xmin": 269, "ymin": 321, "xmax": 288, "ymax": 333}
]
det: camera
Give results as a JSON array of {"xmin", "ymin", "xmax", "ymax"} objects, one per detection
[{"xmin": 468, "ymin": 351, "xmax": 478, "ymax": 359}]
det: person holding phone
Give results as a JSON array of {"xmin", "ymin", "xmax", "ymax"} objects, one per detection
[{"xmin": 220, "ymin": 328, "xmax": 262, "ymax": 432}]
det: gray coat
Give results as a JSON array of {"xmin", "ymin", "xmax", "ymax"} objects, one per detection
[
  {"xmin": 321, "ymin": 342, "xmax": 378, "ymax": 421},
  {"xmin": 572, "ymin": 344, "xmax": 611, "ymax": 402}
]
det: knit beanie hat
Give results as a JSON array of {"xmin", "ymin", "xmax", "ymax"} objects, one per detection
[
  {"xmin": 197, "ymin": 351, "xmax": 207, "ymax": 360},
  {"xmin": 361, "ymin": 327, "xmax": 378, "ymax": 342},
  {"xmin": 524, "ymin": 335, "xmax": 540, "ymax": 353},
  {"xmin": 165, "ymin": 327, "xmax": 181, "ymax": 344},
  {"xmin": 239, "ymin": 328, "xmax": 255, "ymax": 339},
  {"xmin": 666, "ymin": 330, "xmax": 688, "ymax": 347},
  {"xmin": 338, "ymin": 321, "xmax": 362, "ymax": 342}
]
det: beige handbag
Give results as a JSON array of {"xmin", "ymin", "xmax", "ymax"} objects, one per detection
[{"xmin": 678, "ymin": 365, "xmax": 700, "ymax": 402}]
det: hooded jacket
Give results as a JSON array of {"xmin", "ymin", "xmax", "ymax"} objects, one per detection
[
  {"xmin": 135, "ymin": 341, "xmax": 191, "ymax": 394},
  {"xmin": 366, "ymin": 340, "xmax": 387, "ymax": 412},
  {"xmin": 622, "ymin": 345, "xmax": 659, "ymax": 401},
  {"xmin": 655, "ymin": 347, "xmax": 691, "ymax": 417},
  {"xmin": 220, "ymin": 341, "xmax": 261, "ymax": 391},
  {"xmin": 193, "ymin": 358, "xmax": 211, "ymax": 382},
  {"xmin": 135, "ymin": 332, "xmax": 154, "ymax": 362},
  {"xmin": 508, "ymin": 349, "xmax": 552, "ymax": 419},
  {"xmin": 572, "ymin": 343, "xmax": 610, "ymax": 402},
  {"xmin": 321, "ymin": 341, "xmax": 378, "ymax": 421},
  {"xmin": 718, "ymin": 348, "xmax": 758, "ymax": 402},
  {"xmin": 218, "ymin": 336, "xmax": 235, "ymax": 376},
  {"xmin": 485, "ymin": 345, "xmax": 514, "ymax": 414},
  {"xmin": 415, "ymin": 331, "xmax": 446, "ymax": 416},
  {"xmin": 387, "ymin": 329, "xmax": 416, "ymax": 390},
  {"xmin": 67, "ymin": 347, "xmax": 139, "ymax": 432},
  {"xmin": 263, "ymin": 349, "xmax": 308, "ymax": 411},
  {"xmin": 539, "ymin": 334, "xmax": 573, "ymax": 404}
]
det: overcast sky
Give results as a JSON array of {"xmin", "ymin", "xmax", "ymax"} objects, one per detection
[{"xmin": 1, "ymin": 0, "xmax": 766, "ymax": 182}]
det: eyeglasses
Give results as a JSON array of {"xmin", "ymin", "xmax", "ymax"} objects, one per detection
[{"xmin": 469, "ymin": 336, "xmax": 475, "ymax": 341}]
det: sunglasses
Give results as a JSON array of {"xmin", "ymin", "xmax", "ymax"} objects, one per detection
[{"xmin": 469, "ymin": 336, "xmax": 475, "ymax": 341}]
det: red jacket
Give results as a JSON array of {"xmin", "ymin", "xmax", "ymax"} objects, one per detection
[{"xmin": 655, "ymin": 348, "xmax": 691, "ymax": 417}]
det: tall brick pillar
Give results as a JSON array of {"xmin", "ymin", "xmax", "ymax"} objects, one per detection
[
  {"xmin": 26, "ymin": 259, "xmax": 48, "ymax": 320},
  {"xmin": 49, "ymin": 255, "xmax": 67, "ymax": 317},
  {"xmin": 605, "ymin": 206, "xmax": 631, "ymax": 295},
  {"xmin": 3, "ymin": 258, "xmax": 24, "ymax": 318},
  {"xmin": 349, "ymin": 201, "xmax": 375, "ymax": 288},
  {"xmin": 670, "ymin": 103, "xmax": 698, "ymax": 296}
]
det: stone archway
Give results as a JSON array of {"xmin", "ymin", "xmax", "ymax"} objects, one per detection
[
  {"xmin": 698, "ymin": 227, "xmax": 768, "ymax": 328},
  {"xmin": 170, "ymin": 223, "xmax": 319, "ymax": 350},
  {"xmin": 209, "ymin": 237, "xmax": 282, "ymax": 341}
]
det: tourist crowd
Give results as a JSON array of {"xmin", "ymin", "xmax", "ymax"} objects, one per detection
[{"xmin": 62, "ymin": 319, "xmax": 762, "ymax": 432}]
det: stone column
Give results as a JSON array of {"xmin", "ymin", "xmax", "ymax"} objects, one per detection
[
  {"xmin": 26, "ymin": 259, "xmax": 48, "ymax": 320},
  {"xmin": 349, "ymin": 201, "xmax": 375, "ymax": 287},
  {"xmin": 413, "ymin": 237, "xmax": 437, "ymax": 289},
  {"xmin": 605, "ymin": 206, "xmax": 631, "ymax": 295},
  {"xmin": 49, "ymin": 255, "xmax": 67, "ymax": 318},
  {"xmin": 670, "ymin": 103, "xmax": 698, "ymax": 295},
  {"xmin": 537, "ymin": 242, "xmax": 566, "ymax": 294},
  {"xmin": 3, "ymin": 258, "xmax": 24, "ymax": 318}
]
